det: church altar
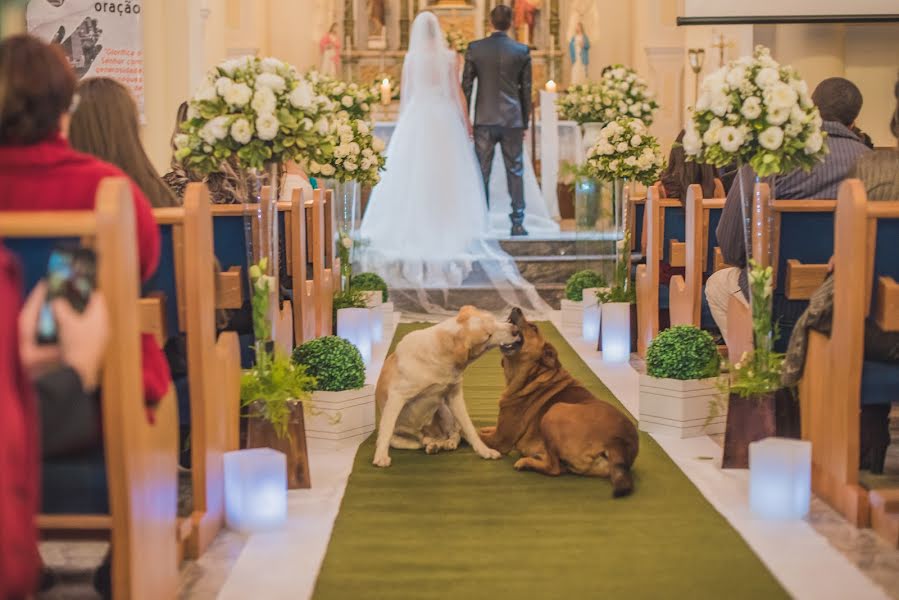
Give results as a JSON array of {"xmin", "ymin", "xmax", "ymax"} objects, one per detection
[{"xmin": 341, "ymin": 0, "xmax": 562, "ymax": 91}]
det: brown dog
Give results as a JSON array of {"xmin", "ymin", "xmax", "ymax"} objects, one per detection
[{"xmin": 479, "ymin": 308, "xmax": 639, "ymax": 497}]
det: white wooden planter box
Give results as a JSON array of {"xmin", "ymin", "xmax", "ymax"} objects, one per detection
[
  {"xmin": 638, "ymin": 375, "xmax": 727, "ymax": 438},
  {"xmin": 305, "ymin": 384, "xmax": 375, "ymax": 447},
  {"xmin": 560, "ymin": 299, "xmax": 583, "ymax": 327}
]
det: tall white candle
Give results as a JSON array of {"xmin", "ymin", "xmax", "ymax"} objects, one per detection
[{"xmin": 380, "ymin": 78, "xmax": 391, "ymax": 105}]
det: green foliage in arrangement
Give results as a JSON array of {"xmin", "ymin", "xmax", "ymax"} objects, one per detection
[
  {"xmin": 596, "ymin": 231, "xmax": 636, "ymax": 304},
  {"xmin": 293, "ymin": 336, "xmax": 366, "ymax": 392},
  {"xmin": 351, "ymin": 272, "xmax": 389, "ymax": 302},
  {"xmin": 332, "ymin": 288, "xmax": 368, "ymax": 330},
  {"xmin": 646, "ymin": 326, "xmax": 721, "ymax": 380},
  {"xmin": 565, "ymin": 270, "xmax": 607, "ymax": 302},
  {"xmin": 240, "ymin": 352, "xmax": 315, "ymax": 438}
]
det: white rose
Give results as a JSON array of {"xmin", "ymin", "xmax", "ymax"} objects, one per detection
[
  {"xmin": 209, "ymin": 116, "xmax": 229, "ymax": 140},
  {"xmin": 767, "ymin": 105, "xmax": 790, "ymax": 126},
  {"xmin": 341, "ymin": 95, "xmax": 353, "ymax": 107},
  {"xmin": 302, "ymin": 118, "xmax": 313, "ymax": 131},
  {"xmin": 289, "ymin": 81, "xmax": 315, "ymax": 109},
  {"xmin": 759, "ymin": 126, "xmax": 784, "ymax": 151},
  {"xmin": 174, "ymin": 134, "xmax": 190, "ymax": 149},
  {"xmin": 725, "ymin": 66, "xmax": 746, "ymax": 89},
  {"xmin": 229, "ymin": 118, "xmax": 253, "ymax": 144},
  {"xmin": 710, "ymin": 93, "xmax": 730, "ymax": 117},
  {"xmin": 755, "ymin": 67, "xmax": 780, "ymax": 89},
  {"xmin": 790, "ymin": 105, "xmax": 808, "ymax": 125},
  {"xmin": 695, "ymin": 92, "xmax": 711, "ymax": 112},
  {"xmin": 224, "ymin": 82, "xmax": 252, "ymax": 107},
  {"xmin": 315, "ymin": 117, "xmax": 330, "ymax": 135},
  {"xmin": 348, "ymin": 142, "xmax": 361, "ymax": 155},
  {"xmin": 308, "ymin": 161, "xmax": 321, "ymax": 174},
  {"xmin": 703, "ymin": 118, "xmax": 724, "ymax": 145},
  {"xmin": 256, "ymin": 73, "xmax": 286, "ymax": 93},
  {"xmin": 740, "ymin": 97, "xmax": 762, "ymax": 120},
  {"xmin": 718, "ymin": 126, "xmax": 744, "ymax": 153},
  {"xmin": 357, "ymin": 121, "xmax": 370, "ymax": 135},
  {"xmin": 624, "ymin": 156, "xmax": 638, "ymax": 167},
  {"xmin": 340, "ymin": 132, "xmax": 354, "ymax": 144},
  {"xmin": 372, "ymin": 137, "xmax": 386, "ymax": 152},
  {"xmin": 344, "ymin": 160, "xmax": 358, "ymax": 172},
  {"xmin": 785, "ymin": 122, "xmax": 803, "ymax": 137},
  {"xmin": 215, "ymin": 77, "xmax": 234, "ymax": 97},
  {"xmin": 682, "ymin": 124, "xmax": 702, "ymax": 156},
  {"xmin": 765, "ymin": 82, "xmax": 799, "ymax": 111},
  {"xmin": 320, "ymin": 164, "xmax": 336, "ymax": 176},
  {"xmin": 333, "ymin": 145, "xmax": 347, "ymax": 159},
  {"xmin": 260, "ymin": 57, "xmax": 285, "ymax": 74},
  {"xmin": 360, "ymin": 158, "xmax": 372, "ymax": 171},
  {"xmin": 609, "ymin": 159, "xmax": 620, "ymax": 171},
  {"xmin": 616, "ymin": 141, "xmax": 629, "ymax": 153},
  {"xmin": 255, "ymin": 113, "xmax": 280, "ymax": 141},
  {"xmin": 636, "ymin": 154, "xmax": 651, "ymax": 169},
  {"xmin": 629, "ymin": 103, "xmax": 641, "ymax": 116},
  {"xmin": 630, "ymin": 134, "xmax": 642, "ymax": 147},
  {"xmin": 598, "ymin": 141, "xmax": 614, "ymax": 155},
  {"xmin": 804, "ymin": 131, "xmax": 824, "ymax": 154},
  {"xmin": 195, "ymin": 84, "xmax": 217, "ymax": 102},
  {"xmin": 251, "ymin": 87, "xmax": 277, "ymax": 115}
]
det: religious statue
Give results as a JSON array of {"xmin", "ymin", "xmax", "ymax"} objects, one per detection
[
  {"xmin": 513, "ymin": 0, "xmax": 540, "ymax": 47},
  {"xmin": 319, "ymin": 23, "xmax": 341, "ymax": 77},
  {"xmin": 568, "ymin": 22, "xmax": 589, "ymax": 85},
  {"xmin": 369, "ymin": 0, "xmax": 386, "ymax": 37}
]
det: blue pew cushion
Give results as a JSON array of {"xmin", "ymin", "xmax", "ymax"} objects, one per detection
[
  {"xmin": 42, "ymin": 447, "xmax": 108, "ymax": 514},
  {"xmin": 861, "ymin": 360, "xmax": 899, "ymax": 406}
]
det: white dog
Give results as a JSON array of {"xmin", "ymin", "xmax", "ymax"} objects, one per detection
[{"xmin": 372, "ymin": 306, "xmax": 522, "ymax": 468}]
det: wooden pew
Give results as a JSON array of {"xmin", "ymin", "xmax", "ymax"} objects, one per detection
[
  {"xmin": 281, "ymin": 188, "xmax": 316, "ymax": 343},
  {"xmin": 1, "ymin": 178, "xmax": 179, "ymax": 599},
  {"xmin": 635, "ymin": 184, "xmax": 683, "ymax": 355},
  {"xmin": 210, "ymin": 195, "xmax": 294, "ymax": 358},
  {"xmin": 305, "ymin": 188, "xmax": 335, "ymax": 337},
  {"xmin": 726, "ymin": 183, "xmax": 836, "ymax": 360},
  {"xmin": 147, "ymin": 184, "xmax": 241, "ymax": 559},
  {"xmin": 669, "ymin": 183, "xmax": 727, "ymax": 328},
  {"xmin": 799, "ymin": 180, "xmax": 899, "ymax": 543}
]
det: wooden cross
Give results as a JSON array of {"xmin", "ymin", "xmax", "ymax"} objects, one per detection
[{"xmin": 711, "ymin": 33, "xmax": 734, "ymax": 67}]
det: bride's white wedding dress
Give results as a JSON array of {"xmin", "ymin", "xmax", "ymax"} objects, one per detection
[{"xmin": 356, "ymin": 12, "xmax": 549, "ymax": 317}]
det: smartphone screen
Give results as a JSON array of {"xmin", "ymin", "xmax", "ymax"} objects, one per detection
[{"xmin": 35, "ymin": 246, "xmax": 97, "ymax": 345}]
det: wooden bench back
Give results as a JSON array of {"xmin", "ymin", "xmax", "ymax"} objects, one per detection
[{"xmin": 0, "ymin": 178, "xmax": 179, "ymax": 600}]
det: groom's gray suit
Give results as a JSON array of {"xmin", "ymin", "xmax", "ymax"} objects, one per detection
[{"xmin": 462, "ymin": 31, "xmax": 532, "ymax": 230}]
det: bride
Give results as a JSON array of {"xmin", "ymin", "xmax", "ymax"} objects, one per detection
[{"xmin": 356, "ymin": 12, "xmax": 549, "ymax": 317}]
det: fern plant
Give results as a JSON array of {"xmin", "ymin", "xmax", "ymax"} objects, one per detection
[{"xmin": 240, "ymin": 352, "xmax": 316, "ymax": 438}]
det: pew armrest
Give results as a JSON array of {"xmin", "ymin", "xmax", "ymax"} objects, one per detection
[
  {"xmin": 216, "ymin": 266, "xmax": 244, "ymax": 309},
  {"xmin": 785, "ymin": 259, "xmax": 829, "ymax": 300},
  {"xmin": 874, "ymin": 276, "xmax": 899, "ymax": 332},
  {"xmin": 669, "ymin": 239, "xmax": 685, "ymax": 268},
  {"xmin": 139, "ymin": 295, "xmax": 166, "ymax": 346}
]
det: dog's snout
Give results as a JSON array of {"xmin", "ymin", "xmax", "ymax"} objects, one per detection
[{"xmin": 510, "ymin": 325, "xmax": 521, "ymax": 338}]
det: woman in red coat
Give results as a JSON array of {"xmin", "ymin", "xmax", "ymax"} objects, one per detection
[
  {"xmin": 0, "ymin": 34, "xmax": 170, "ymax": 407},
  {"xmin": 0, "ymin": 247, "xmax": 40, "ymax": 599}
]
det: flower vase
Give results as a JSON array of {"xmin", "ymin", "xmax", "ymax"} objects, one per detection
[
  {"xmin": 574, "ymin": 176, "xmax": 600, "ymax": 232},
  {"xmin": 246, "ymin": 400, "xmax": 311, "ymax": 489},
  {"xmin": 721, "ymin": 388, "xmax": 799, "ymax": 469},
  {"xmin": 324, "ymin": 179, "xmax": 361, "ymax": 291},
  {"xmin": 581, "ymin": 122, "xmax": 605, "ymax": 155},
  {"xmin": 245, "ymin": 162, "xmax": 281, "ymax": 360},
  {"xmin": 600, "ymin": 177, "xmax": 629, "ymax": 238}
]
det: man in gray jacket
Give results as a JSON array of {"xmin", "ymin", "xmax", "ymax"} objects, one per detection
[
  {"xmin": 462, "ymin": 4, "xmax": 532, "ymax": 236},
  {"xmin": 706, "ymin": 77, "xmax": 870, "ymax": 340}
]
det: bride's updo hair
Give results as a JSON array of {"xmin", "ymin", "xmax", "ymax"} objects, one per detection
[
  {"xmin": 409, "ymin": 11, "xmax": 447, "ymax": 52},
  {"xmin": 490, "ymin": 5, "xmax": 513, "ymax": 32}
]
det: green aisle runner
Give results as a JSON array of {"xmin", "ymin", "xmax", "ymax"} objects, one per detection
[{"xmin": 313, "ymin": 323, "xmax": 787, "ymax": 599}]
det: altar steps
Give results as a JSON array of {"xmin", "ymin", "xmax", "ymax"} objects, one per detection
[{"xmin": 389, "ymin": 237, "xmax": 617, "ymax": 313}]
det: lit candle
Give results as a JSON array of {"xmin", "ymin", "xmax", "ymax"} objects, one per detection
[
  {"xmin": 380, "ymin": 78, "xmax": 391, "ymax": 105},
  {"xmin": 545, "ymin": 80, "xmax": 557, "ymax": 93}
]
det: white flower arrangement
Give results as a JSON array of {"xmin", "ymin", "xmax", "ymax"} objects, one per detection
[
  {"xmin": 307, "ymin": 117, "xmax": 386, "ymax": 186},
  {"xmin": 557, "ymin": 66, "xmax": 659, "ymax": 127},
  {"xmin": 307, "ymin": 71, "xmax": 379, "ymax": 121},
  {"xmin": 684, "ymin": 45, "xmax": 828, "ymax": 178},
  {"xmin": 177, "ymin": 56, "xmax": 337, "ymax": 173},
  {"xmin": 584, "ymin": 117, "xmax": 666, "ymax": 185},
  {"xmin": 445, "ymin": 29, "xmax": 469, "ymax": 55}
]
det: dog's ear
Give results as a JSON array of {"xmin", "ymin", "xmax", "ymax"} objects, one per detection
[{"xmin": 540, "ymin": 343, "xmax": 560, "ymax": 369}]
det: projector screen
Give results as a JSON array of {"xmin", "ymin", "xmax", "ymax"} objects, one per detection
[{"xmin": 679, "ymin": 0, "xmax": 899, "ymax": 25}]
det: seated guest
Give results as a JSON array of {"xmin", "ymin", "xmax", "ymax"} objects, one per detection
[
  {"xmin": 705, "ymin": 77, "xmax": 871, "ymax": 339},
  {"xmin": 783, "ymin": 77, "xmax": 899, "ymax": 472},
  {"xmin": 69, "ymin": 77, "xmax": 180, "ymax": 208},
  {"xmin": 163, "ymin": 102, "xmax": 250, "ymax": 204},
  {"xmin": 659, "ymin": 129, "xmax": 718, "ymax": 202},
  {"xmin": 0, "ymin": 245, "xmax": 41, "ymax": 599},
  {"xmin": 0, "ymin": 35, "xmax": 170, "ymax": 407}
]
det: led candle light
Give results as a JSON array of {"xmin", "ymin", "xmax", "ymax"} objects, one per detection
[
  {"xmin": 337, "ymin": 307, "xmax": 372, "ymax": 365},
  {"xmin": 369, "ymin": 307, "xmax": 385, "ymax": 345},
  {"xmin": 223, "ymin": 448, "xmax": 287, "ymax": 532},
  {"xmin": 582, "ymin": 303, "xmax": 600, "ymax": 343},
  {"xmin": 380, "ymin": 78, "xmax": 391, "ymax": 105},
  {"xmin": 545, "ymin": 80, "xmax": 557, "ymax": 93},
  {"xmin": 601, "ymin": 302, "xmax": 631, "ymax": 363},
  {"xmin": 749, "ymin": 438, "xmax": 812, "ymax": 520}
]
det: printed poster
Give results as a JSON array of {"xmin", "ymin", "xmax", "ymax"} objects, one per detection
[{"xmin": 27, "ymin": 0, "xmax": 144, "ymax": 118}]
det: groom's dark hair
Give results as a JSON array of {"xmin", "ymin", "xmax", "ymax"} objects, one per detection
[{"xmin": 490, "ymin": 5, "xmax": 513, "ymax": 32}]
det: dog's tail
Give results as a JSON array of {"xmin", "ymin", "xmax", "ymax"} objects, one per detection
[{"xmin": 606, "ymin": 437, "xmax": 637, "ymax": 498}]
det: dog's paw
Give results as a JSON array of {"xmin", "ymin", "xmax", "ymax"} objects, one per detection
[
  {"xmin": 424, "ymin": 441, "xmax": 441, "ymax": 455},
  {"xmin": 513, "ymin": 457, "xmax": 532, "ymax": 471},
  {"xmin": 372, "ymin": 453, "xmax": 392, "ymax": 468},
  {"xmin": 444, "ymin": 437, "xmax": 460, "ymax": 451},
  {"xmin": 477, "ymin": 446, "xmax": 502, "ymax": 460}
]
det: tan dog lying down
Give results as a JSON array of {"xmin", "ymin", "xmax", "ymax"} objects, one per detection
[
  {"xmin": 479, "ymin": 308, "xmax": 639, "ymax": 497},
  {"xmin": 373, "ymin": 306, "xmax": 522, "ymax": 468}
]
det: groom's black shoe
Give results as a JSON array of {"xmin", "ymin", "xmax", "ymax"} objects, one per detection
[{"xmin": 510, "ymin": 224, "xmax": 529, "ymax": 236}]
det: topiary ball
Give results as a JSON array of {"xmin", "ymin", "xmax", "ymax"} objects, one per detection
[
  {"xmin": 292, "ymin": 336, "xmax": 366, "ymax": 392},
  {"xmin": 564, "ymin": 269, "xmax": 607, "ymax": 302},
  {"xmin": 350, "ymin": 272, "xmax": 389, "ymax": 303},
  {"xmin": 646, "ymin": 325, "xmax": 720, "ymax": 381}
]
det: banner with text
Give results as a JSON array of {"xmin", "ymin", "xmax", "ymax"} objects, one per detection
[{"xmin": 27, "ymin": 0, "xmax": 144, "ymax": 118}]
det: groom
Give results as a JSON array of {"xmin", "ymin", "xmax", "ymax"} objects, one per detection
[{"xmin": 462, "ymin": 4, "xmax": 532, "ymax": 236}]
